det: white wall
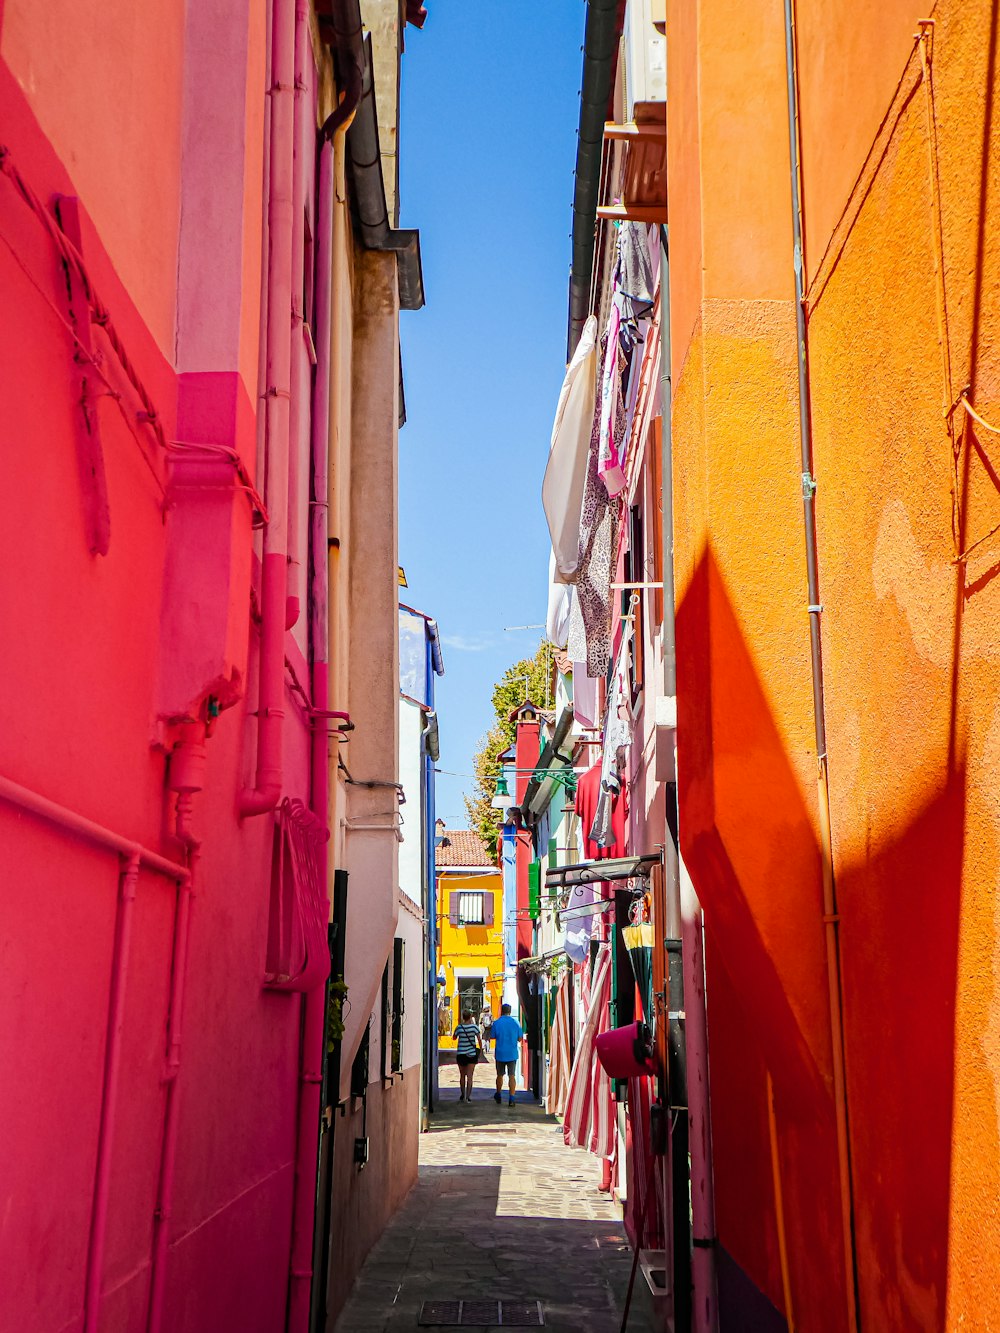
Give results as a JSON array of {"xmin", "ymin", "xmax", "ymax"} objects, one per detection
[
  {"xmin": 398, "ymin": 907, "xmax": 424, "ymax": 1072},
  {"xmin": 398, "ymin": 697, "xmax": 424, "ymax": 906}
]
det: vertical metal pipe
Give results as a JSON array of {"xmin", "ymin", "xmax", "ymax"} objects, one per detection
[
  {"xmin": 767, "ymin": 1073, "xmax": 796, "ymax": 1331},
  {"xmin": 660, "ymin": 219, "xmax": 718, "ymax": 1330},
  {"xmin": 84, "ymin": 853, "xmax": 140, "ymax": 1333},
  {"xmin": 781, "ymin": 3, "xmax": 860, "ymax": 1329},
  {"xmin": 288, "ymin": 129, "xmax": 336, "ymax": 1333},
  {"xmin": 663, "ymin": 816, "xmax": 691, "ymax": 1331},
  {"xmin": 680, "ymin": 860, "xmax": 719, "ymax": 1333},
  {"xmin": 659, "ymin": 226, "xmax": 675, "ymax": 702},
  {"xmin": 241, "ymin": 0, "xmax": 296, "ymax": 816},
  {"xmin": 313, "ymin": 871, "xmax": 349, "ymax": 1331},
  {"xmin": 147, "ymin": 853, "xmax": 198, "ymax": 1333},
  {"xmin": 285, "ymin": 0, "xmax": 311, "ymax": 633}
]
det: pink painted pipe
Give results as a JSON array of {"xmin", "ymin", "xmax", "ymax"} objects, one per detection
[
  {"xmin": 146, "ymin": 857, "xmax": 197, "ymax": 1333},
  {"xmin": 84, "ymin": 854, "xmax": 139, "ymax": 1333},
  {"xmin": 285, "ymin": 0, "xmax": 310, "ymax": 634},
  {"xmin": 287, "ymin": 129, "xmax": 335, "ymax": 1333},
  {"xmin": 0, "ymin": 775, "xmax": 188, "ymax": 882},
  {"xmin": 145, "ymin": 724, "xmax": 206, "ymax": 1333},
  {"xmin": 240, "ymin": 0, "xmax": 296, "ymax": 818}
]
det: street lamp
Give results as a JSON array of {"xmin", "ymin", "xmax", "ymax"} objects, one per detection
[{"xmin": 491, "ymin": 772, "xmax": 512, "ymax": 810}]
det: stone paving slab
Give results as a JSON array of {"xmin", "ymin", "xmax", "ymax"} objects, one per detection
[{"xmin": 334, "ymin": 1064, "xmax": 658, "ymax": 1332}]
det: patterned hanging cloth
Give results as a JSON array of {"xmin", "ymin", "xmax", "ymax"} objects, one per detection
[
  {"xmin": 547, "ymin": 977, "xmax": 572, "ymax": 1119},
  {"xmin": 563, "ymin": 942, "xmax": 616, "ymax": 1160},
  {"xmin": 566, "ymin": 334, "xmax": 623, "ymax": 678}
]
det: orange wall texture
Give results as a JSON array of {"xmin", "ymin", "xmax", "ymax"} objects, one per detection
[{"xmin": 669, "ymin": 1, "xmax": 1000, "ymax": 1328}]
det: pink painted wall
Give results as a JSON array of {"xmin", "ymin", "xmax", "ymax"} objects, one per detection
[{"xmin": 0, "ymin": 4, "xmax": 329, "ymax": 1330}]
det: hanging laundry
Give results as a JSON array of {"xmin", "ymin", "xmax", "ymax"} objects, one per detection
[
  {"xmin": 566, "ymin": 348, "xmax": 619, "ymax": 677},
  {"xmin": 546, "ymin": 550, "xmax": 574, "ymax": 649},
  {"xmin": 563, "ymin": 942, "xmax": 616, "ymax": 1160},
  {"xmin": 547, "ymin": 978, "xmax": 572, "ymax": 1119},
  {"xmin": 564, "ymin": 885, "xmax": 596, "ymax": 965},
  {"xmin": 619, "ymin": 221, "xmax": 655, "ymax": 315},
  {"xmin": 569, "ymin": 659, "xmax": 599, "ymax": 729},
  {"xmin": 542, "ymin": 315, "xmax": 598, "ymax": 584},
  {"xmin": 589, "ymin": 631, "xmax": 633, "ymax": 847},
  {"xmin": 564, "ymin": 763, "xmax": 627, "ymax": 961},
  {"xmin": 597, "ymin": 296, "xmax": 627, "ymax": 497}
]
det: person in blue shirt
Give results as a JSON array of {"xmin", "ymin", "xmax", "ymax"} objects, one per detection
[{"xmin": 490, "ymin": 1004, "xmax": 524, "ymax": 1107}]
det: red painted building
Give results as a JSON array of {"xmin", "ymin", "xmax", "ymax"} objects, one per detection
[{"xmin": 0, "ymin": 1, "xmax": 425, "ymax": 1330}]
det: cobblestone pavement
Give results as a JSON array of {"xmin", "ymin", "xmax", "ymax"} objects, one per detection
[{"xmin": 334, "ymin": 1063, "xmax": 658, "ymax": 1332}]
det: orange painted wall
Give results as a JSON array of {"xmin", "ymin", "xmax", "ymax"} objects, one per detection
[
  {"xmin": 1, "ymin": 0, "xmax": 186, "ymax": 359},
  {"xmin": 670, "ymin": 0, "xmax": 1000, "ymax": 1328}
]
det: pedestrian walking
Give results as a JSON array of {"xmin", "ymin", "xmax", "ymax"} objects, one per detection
[
  {"xmin": 491, "ymin": 1003, "xmax": 524, "ymax": 1107},
  {"xmin": 454, "ymin": 1010, "xmax": 483, "ymax": 1102},
  {"xmin": 479, "ymin": 1006, "xmax": 493, "ymax": 1053}
]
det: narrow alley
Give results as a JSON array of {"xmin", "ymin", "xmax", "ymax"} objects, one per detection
[
  {"xmin": 335, "ymin": 1065, "xmax": 656, "ymax": 1332},
  {"xmin": 5, "ymin": 0, "xmax": 1000, "ymax": 1329}
]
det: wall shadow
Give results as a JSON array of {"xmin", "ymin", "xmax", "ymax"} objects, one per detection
[{"xmin": 676, "ymin": 543, "xmax": 964, "ymax": 1331}]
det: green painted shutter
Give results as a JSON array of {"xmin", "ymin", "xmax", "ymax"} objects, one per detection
[{"xmin": 528, "ymin": 861, "xmax": 541, "ymax": 920}]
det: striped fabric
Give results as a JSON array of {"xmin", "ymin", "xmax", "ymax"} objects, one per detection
[
  {"xmin": 562, "ymin": 943, "xmax": 615, "ymax": 1160},
  {"xmin": 626, "ymin": 1073, "xmax": 665, "ymax": 1250},
  {"xmin": 454, "ymin": 1023, "xmax": 480, "ymax": 1058},
  {"xmin": 547, "ymin": 978, "xmax": 572, "ymax": 1119},
  {"xmin": 577, "ymin": 957, "xmax": 592, "ymax": 1018}
]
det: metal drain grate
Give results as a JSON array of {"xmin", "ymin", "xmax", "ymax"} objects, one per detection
[{"xmin": 417, "ymin": 1298, "xmax": 544, "ymax": 1326}]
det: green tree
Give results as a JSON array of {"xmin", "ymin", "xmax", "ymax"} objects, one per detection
[{"xmin": 464, "ymin": 641, "xmax": 553, "ymax": 860}]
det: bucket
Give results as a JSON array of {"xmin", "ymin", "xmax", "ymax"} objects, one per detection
[{"xmin": 595, "ymin": 1020, "xmax": 655, "ymax": 1078}]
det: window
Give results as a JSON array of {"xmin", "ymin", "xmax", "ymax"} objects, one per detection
[
  {"xmin": 379, "ymin": 962, "xmax": 390, "ymax": 1081},
  {"xmin": 350, "ymin": 1021, "xmax": 369, "ymax": 1100},
  {"xmin": 391, "ymin": 938, "xmax": 404, "ymax": 1073},
  {"xmin": 448, "ymin": 890, "xmax": 494, "ymax": 927},
  {"xmin": 528, "ymin": 862, "xmax": 541, "ymax": 920},
  {"xmin": 457, "ymin": 976, "xmax": 485, "ymax": 1019}
]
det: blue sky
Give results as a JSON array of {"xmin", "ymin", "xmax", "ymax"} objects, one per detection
[{"xmin": 397, "ymin": 2, "xmax": 586, "ymax": 827}]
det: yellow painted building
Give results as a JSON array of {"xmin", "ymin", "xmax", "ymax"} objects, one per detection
[{"xmin": 434, "ymin": 826, "xmax": 504, "ymax": 1050}]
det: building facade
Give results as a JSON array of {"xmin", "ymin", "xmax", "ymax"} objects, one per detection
[
  {"xmin": 0, "ymin": 2, "xmax": 427, "ymax": 1331},
  {"xmin": 435, "ymin": 828, "xmax": 505, "ymax": 1054},
  {"xmin": 539, "ymin": 0, "xmax": 1000, "ymax": 1330},
  {"xmin": 668, "ymin": 1, "xmax": 1000, "ymax": 1328}
]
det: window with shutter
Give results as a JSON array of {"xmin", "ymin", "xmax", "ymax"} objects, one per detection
[
  {"xmin": 391, "ymin": 938, "xmax": 404, "ymax": 1072},
  {"xmin": 449, "ymin": 891, "xmax": 459, "ymax": 925},
  {"xmin": 528, "ymin": 861, "xmax": 541, "ymax": 920},
  {"xmin": 379, "ymin": 961, "xmax": 390, "ymax": 1080},
  {"xmin": 483, "ymin": 893, "xmax": 494, "ymax": 927},
  {"xmin": 457, "ymin": 892, "xmax": 485, "ymax": 925}
]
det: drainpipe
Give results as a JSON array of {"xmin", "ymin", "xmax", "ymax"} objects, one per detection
[
  {"xmin": 147, "ymin": 723, "xmax": 206, "ymax": 1333},
  {"xmin": 319, "ymin": 0, "xmax": 363, "ymax": 142},
  {"xmin": 781, "ymin": 3, "xmax": 860, "ymax": 1329},
  {"xmin": 660, "ymin": 224, "xmax": 719, "ymax": 1332},
  {"xmin": 343, "ymin": 30, "xmax": 424, "ymax": 310},
  {"xmin": 286, "ymin": 134, "xmax": 335, "ymax": 1333},
  {"xmin": 83, "ymin": 852, "xmax": 140, "ymax": 1333},
  {"xmin": 286, "ymin": 0, "xmax": 311, "ymax": 632},
  {"xmin": 146, "ymin": 856, "xmax": 197, "ymax": 1333},
  {"xmin": 241, "ymin": 0, "xmax": 296, "ymax": 818},
  {"xmin": 567, "ymin": 0, "xmax": 620, "ymax": 357}
]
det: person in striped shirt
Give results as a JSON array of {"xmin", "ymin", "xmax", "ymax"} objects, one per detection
[{"xmin": 454, "ymin": 1010, "xmax": 483, "ymax": 1103}]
